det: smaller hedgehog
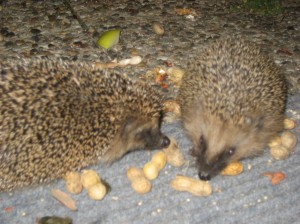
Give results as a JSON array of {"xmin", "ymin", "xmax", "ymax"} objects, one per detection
[
  {"xmin": 177, "ymin": 37, "xmax": 287, "ymax": 180},
  {"xmin": 0, "ymin": 59, "xmax": 170, "ymax": 191}
]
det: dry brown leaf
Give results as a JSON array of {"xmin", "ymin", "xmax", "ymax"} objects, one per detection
[
  {"xmin": 153, "ymin": 67, "xmax": 167, "ymax": 84},
  {"xmin": 160, "ymin": 83, "xmax": 168, "ymax": 89},
  {"xmin": 262, "ymin": 172, "xmax": 286, "ymax": 185},
  {"xmin": 174, "ymin": 8, "xmax": 196, "ymax": 16},
  {"xmin": 51, "ymin": 189, "xmax": 77, "ymax": 211},
  {"xmin": 276, "ymin": 48, "xmax": 293, "ymax": 56}
]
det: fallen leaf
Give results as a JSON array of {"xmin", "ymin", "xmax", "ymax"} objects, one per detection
[
  {"xmin": 153, "ymin": 67, "xmax": 167, "ymax": 84},
  {"xmin": 154, "ymin": 74, "xmax": 164, "ymax": 83},
  {"xmin": 97, "ymin": 29, "xmax": 120, "ymax": 49},
  {"xmin": 160, "ymin": 83, "xmax": 168, "ymax": 89},
  {"xmin": 174, "ymin": 8, "xmax": 197, "ymax": 16},
  {"xmin": 51, "ymin": 189, "xmax": 77, "ymax": 211},
  {"xmin": 4, "ymin": 206, "xmax": 13, "ymax": 212},
  {"xmin": 276, "ymin": 48, "xmax": 293, "ymax": 56},
  {"xmin": 262, "ymin": 172, "xmax": 286, "ymax": 185}
]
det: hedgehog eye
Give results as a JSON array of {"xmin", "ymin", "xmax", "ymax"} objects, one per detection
[{"xmin": 227, "ymin": 147, "xmax": 236, "ymax": 156}]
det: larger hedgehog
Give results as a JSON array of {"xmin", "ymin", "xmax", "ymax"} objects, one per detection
[
  {"xmin": 0, "ymin": 59, "xmax": 170, "ymax": 191},
  {"xmin": 177, "ymin": 37, "xmax": 287, "ymax": 180}
]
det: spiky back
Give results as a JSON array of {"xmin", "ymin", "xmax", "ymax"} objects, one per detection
[
  {"xmin": 178, "ymin": 37, "xmax": 287, "ymax": 123},
  {"xmin": 0, "ymin": 58, "xmax": 162, "ymax": 190}
]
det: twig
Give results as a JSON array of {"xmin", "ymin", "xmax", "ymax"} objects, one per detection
[{"xmin": 62, "ymin": 0, "xmax": 88, "ymax": 31}]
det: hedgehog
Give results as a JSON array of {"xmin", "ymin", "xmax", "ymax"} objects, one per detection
[
  {"xmin": 0, "ymin": 58, "xmax": 170, "ymax": 191},
  {"xmin": 177, "ymin": 37, "xmax": 287, "ymax": 180}
]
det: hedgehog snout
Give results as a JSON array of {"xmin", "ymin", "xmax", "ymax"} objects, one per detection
[
  {"xmin": 198, "ymin": 171, "xmax": 211, "ymax": 181},
  {"xmin": 196, "ymin": 157, "xmax": 230, "ymax": 180}
]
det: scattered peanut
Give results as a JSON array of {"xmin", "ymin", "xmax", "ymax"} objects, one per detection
[
  {"xmin": 143, "ymin": 162, "xmax": 160, "ymax": 180},
  {"xmin": 283, "ymin": 118, "xmax": 296, "ymax": 130},
  {"xmin": 170, "ymin": 175, "xmax": 212, "ymax": 196},
  {"xmin": 268, "ymin": 135, "xmax": 282, "ymax": 148},
  {"xmin": 270, "ymin": 145, "xmax": 290, "ymax": 160},
  {"xmin": 281, "ymin": 131, "xmax": 297, "ymax": 150},
  {"xmin": 64, "ymin": 171, "xmax": 83, "ymax": 194},
  {"xmin": 81, "ymin": 170, "xmax": 107, "ymax": 200},
  {"xmin": 127, "ymin": 167, "xmax": 151, "ymax": 194},
  {"xmin": 87, "ymin": 182, "xmax": 107, "ymax": 200},
  {"xmin": 221, "ymin": 161, "xmax": 243, "ymax": 176},
  {"xmin": 163, "ymin": 137, "xmax": 185, "ymax": 167},
  {"xmin": 143, "ymin": 151, "xmax": 167, "ymax": 180},
  {"xmin": 151, "ymin": 151, "xmax": 167, "ymax": 170},
  {"xmin": 81, "ymin": 170, "xmax": 101, "ymax": 189}
]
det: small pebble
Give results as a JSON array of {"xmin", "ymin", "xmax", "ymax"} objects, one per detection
[
  {"xmin": 30, "ymin": 28, "xmax": 41, "ymax": 35},
  {"xmin": 5, "ymin": 32, "xmax": 15, "ymax": 38}
]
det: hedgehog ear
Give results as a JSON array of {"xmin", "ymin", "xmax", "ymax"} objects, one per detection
[
  {"xmin": 240, "ymin": 115, "xmax": 264, "ymax": 130},
  {"xmin": 238, "ymin": 116, "xmax": 253, "ymax": 126}
]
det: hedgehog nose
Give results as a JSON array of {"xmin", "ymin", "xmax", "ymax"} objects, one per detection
[
  {"xmin": 199, "ymin": 172, "xmax": 211, "ymax": 181},
  {"xmin": 161, "ymin": 136, "xmax": 170, "ymax": 148}
]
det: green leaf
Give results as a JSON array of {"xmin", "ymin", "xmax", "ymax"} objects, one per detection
[{"xmin": 97, "ymin": 29, "xmax": 121, "ymax": 49}]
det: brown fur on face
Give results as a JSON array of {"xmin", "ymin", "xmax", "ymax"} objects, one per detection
[
  {"xmin": 102, "ymin": 116, "xmax": 170, "ymax": 163},
  {"xmin": 178, "ymin": 37, "xmax": 287, "ymax": 180},
  {"xmin": 185, "ymin": 106, "xmax": 285, "ymax": 179}
]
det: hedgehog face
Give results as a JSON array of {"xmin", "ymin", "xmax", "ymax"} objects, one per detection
[
  {"xmin": 185, "ymin": 111, "xmax": 284, "ymax": 180},
  {"xmin": 102, "ymin": 116, "xmax": 170, "ymax": 163},
  {"xmin": 120, "ymin": 116, "xmax": 170, "ymax": 150}
]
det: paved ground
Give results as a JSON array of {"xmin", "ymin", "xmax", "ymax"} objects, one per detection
[{"xmin": 0, "ymin": 0, "xmax": 299, "ymax": 223}]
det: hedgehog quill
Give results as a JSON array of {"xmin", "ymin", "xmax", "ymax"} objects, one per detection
[
  {"xmin": 0, "ymin": 59, "xmax": 170, "ymax": 191},
  {"xmin": 177, "ymin": 37, "xmax": 287, "ymax": 180}
]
